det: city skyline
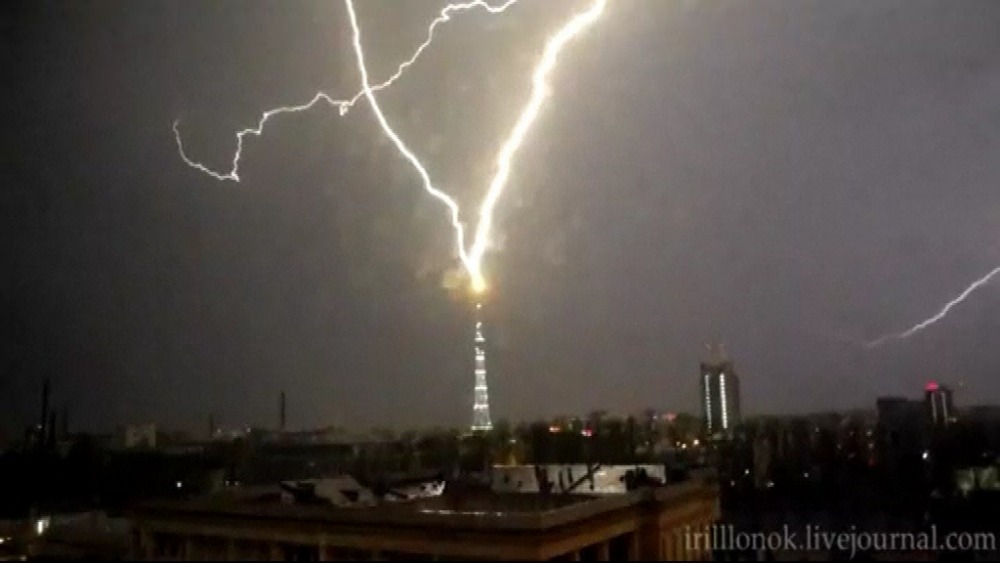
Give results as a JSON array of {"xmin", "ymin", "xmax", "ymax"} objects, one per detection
[
  {"xmin": 8, "ymin": 367, "xmax": 982, "ymax": 436},
  {"xmin": 7, "ymin": 0, "xmax": 1000, "ymax": 433}
]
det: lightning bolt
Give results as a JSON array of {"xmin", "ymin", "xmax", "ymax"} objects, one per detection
[
  {"xmin": 345, "ymin": 0, "xmax": 608, "ymax": 292},
  {"xmin": 865, "ymin": 265, "xmax": 1000, "ymax": 348},
  {"xmin": 178, "ymin": 0, "xmax": 997, "ymax": 356},
  {"xmin": 467, "ymin": 0, "xmax": 607, "ymax": 291},
  {"xmin": 173, "ymin": 0, "xmax": 520, "ymax": 182},
  {"xmin": 344, "ymin": 0, "xmax": 473, "ymax": 277}
]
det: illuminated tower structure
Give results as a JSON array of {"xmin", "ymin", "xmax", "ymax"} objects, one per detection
[
  {"xmin": 471, "ymin": 301, "xmax": 493, "ymax": 432},
  {"xmin": 700, "ymin": 343, "xmax": 741, "ymax": 440}
]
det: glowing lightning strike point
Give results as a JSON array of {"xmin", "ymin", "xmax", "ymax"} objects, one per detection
[
  {"xmin": 173, "ymin": 0, "xmax": 520, "ymax": 182},
  {"xmin": 865, "ymin": 265, "xmax": 1000, "ymax": 348}
]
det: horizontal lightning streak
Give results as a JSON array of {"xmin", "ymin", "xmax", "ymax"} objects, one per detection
[
  {"xmin": 865, "ymin": 265, "xmax": 1000, "ymax": 348},
  {"xmin": 173, "ymin": 0, "xmax": 519, "ymax": 182}
]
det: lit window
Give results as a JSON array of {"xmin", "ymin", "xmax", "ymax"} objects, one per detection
[
  {"xmin": 703, "ymin": 374, "xmax": 712, "ymax": 432},
  {"xmin": 720, "ymin": 373, "xmax": 728, "ymax": 430}
]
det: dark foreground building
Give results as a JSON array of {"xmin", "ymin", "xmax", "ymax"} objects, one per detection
[{"xmin": 127, "ymin": 476, "xmax": 719, "ymax": 561}]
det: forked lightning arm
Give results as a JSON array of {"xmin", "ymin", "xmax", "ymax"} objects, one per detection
[
  {"xmin": 343, "ymin": 0, "xmax": 608, "ymax": 292},
  {"xmin": 173, "ymin": 0, "xmax": 520, "ymax": 182}
]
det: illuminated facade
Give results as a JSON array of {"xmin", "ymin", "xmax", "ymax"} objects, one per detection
[
  {"xmin": 471, "ymin": 301, "xmax": 493, "ymax": 432},
  {"xmin": 699, "ymin": 344, "xmax": 740, "ymax": 439},
  {"xmin": 924, "ymin": 381, "xmax": 955, "ymax": 427}
]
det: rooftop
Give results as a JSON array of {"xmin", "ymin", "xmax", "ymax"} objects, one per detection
[
  {"xmin": 131, "ymin": 477, "xmax": 715, "ymax": 532},
  {"xmin": 702, "ymin": 343, "xmax": 732, "ymax": 369}
]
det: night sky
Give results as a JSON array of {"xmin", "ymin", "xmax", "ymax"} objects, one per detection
[{"xmin": 6, "ymin": 0, "xmax": 1000, "ymax": 435}]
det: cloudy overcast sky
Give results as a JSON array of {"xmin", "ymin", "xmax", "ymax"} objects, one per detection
[{"xmin": 6, "ymin": 0, "xmax": 999, "ymax": 434}]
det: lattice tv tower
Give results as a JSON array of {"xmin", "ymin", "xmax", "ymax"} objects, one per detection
[{"xmin": 470, "ymin": 300, "xmax": 493, "ymax": 432}]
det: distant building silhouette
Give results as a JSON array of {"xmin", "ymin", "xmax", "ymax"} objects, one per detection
[
  {"xmin": 117, "ymin": 423, "xmax": 157, "ymax": 449},
  {"xmin": 875, "ymin": 396, "xmax": 925, "ymax": 481},
  {"xmin": 280, "ymin": 391, "xmax": 287, "ymax": 432},
  {"xmin": 40, "ymin": 377, "xmax": 51, "ymax": 437},
  {"xmin": 700, "ymin": 344, "xmax": 740, "ymax": 439},
  {"xmin": 877, "ymin": 396, "xmax": 922, "ymax": 431},
  {"xmin": 60, "ymin": 405, "xmax": 69, "ymax": 440}
]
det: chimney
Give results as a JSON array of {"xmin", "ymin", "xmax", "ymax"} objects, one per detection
[
  {"xmin": 60, "ymin": 406, "xmax": 69, "ymax": 439},
  {"xmin": 279, "ymin": 391, "xmax": 286, "ymax": 432},
  {"xmin": 47, "ymin": 412, "xmax": 57, "ymax": 448},
  {"xmin": 40, "ymin": 378, "xmax": 51, "ymax": 434}
]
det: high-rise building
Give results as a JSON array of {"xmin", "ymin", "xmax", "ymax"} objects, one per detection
[
  {"xmin": 924, "ymin": 381, "xmax": 955, "ymax": 427},
  {"xmin": 471, "ymin": 301, "xmax": 493, "ymax": 432},
  {"xmin": 875, "ymin": 396, "xmax": 925, "ymax": 471},
  {"xmin": 876, "ymin": 397, "xmax": 922, "ymax": 431},
  {"xmin": 699, "ymin": 344, "xmax": 740, "ymax": 438}
]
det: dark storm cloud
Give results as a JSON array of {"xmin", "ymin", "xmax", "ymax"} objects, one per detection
[{"xmin": 5, "ymin": 0, "xmax": 999, "ymax": 434}]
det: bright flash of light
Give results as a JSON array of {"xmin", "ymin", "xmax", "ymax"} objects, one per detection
[
  {"xmin": 346, "ymin": 0, "xmax": 607, "ymax": 293},
  {"xmin": 471, "ymin": 275, "xmax": 488, "ymax": 295},
  {"xmin": 173, "ymin": 0, "xmax": 520, "ymax": 182},
  {"xmin": 865, "ymin": 265, "xmax": 1000, "ymax": 348}
]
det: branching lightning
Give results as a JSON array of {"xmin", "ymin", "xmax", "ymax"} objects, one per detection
[
  {"xmin": 344, "ymin": 0, "xmax": 473, "ymax": 280},
  {"xmin": 345, "ymin": 0, "xmax": 608, "ymax": 292},
  {"xmin": 338, "ymin": 0, "xmax": 519, "ymax": 120},
  {"xmin": 173, "ymin": 92, "xmax": 344, "ymax": 182},
  {"xmin": 174, "ymin": 0, "xmax": 607, "ymax": 295},
  {"xmin": 173, "ymin": 0, "xmax": 519, "ymax": 182},
  {"xmin": 172, "ymin": 1, "xmax": 996, "ymax": 354},
  {"xmin": 865, "ymin": 266, "xmax": 1000, "ymax": 348}
]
